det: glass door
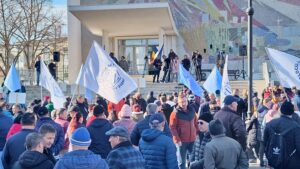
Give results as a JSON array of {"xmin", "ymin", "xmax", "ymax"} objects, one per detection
[{"xmin": 134, "ymin": 46, "xmax": 147, "ymax": 74}]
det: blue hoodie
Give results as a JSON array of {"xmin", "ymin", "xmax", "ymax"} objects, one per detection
[{"xmin": 139, "ymin": 129, "xmax": 178, "ymax": 169}]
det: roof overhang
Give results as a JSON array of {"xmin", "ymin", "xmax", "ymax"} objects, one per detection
[{"xmin": 69, "ymin": 2, "xmax": 178, "ymax": 37}]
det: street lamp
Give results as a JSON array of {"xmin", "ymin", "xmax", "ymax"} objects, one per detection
[{"xmin": 247, "ymin": 0, "xmax": 254, "ymax": 119}]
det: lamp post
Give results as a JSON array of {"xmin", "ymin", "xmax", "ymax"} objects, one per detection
[{"xmin": 247, "ymin": 0, "xmax": 254, "ymax": 119}]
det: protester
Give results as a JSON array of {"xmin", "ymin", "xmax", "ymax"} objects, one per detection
[
  {"xmin": 75, "ymin": 96, "xmax": 88, "ymax": 124},
  {"xmin": 0, "ymin": 105, "xmax": 13, "ymax": 169},
  {"xmin": 113, "ymin": 104, "xmax": 136, "ymax": 134},
  {"xmin": 34, "ymin": 56, "xmax": 41, "ymax": 85},
  {"xmin": 293, "ymin": 89, "xmax": 300, "ymax": 111},
  {"xmin": 54, "ymin": 108, "xmax": 69, "ymax": 136},
  {"xmin": 119, "ymin": 56, "xmax": 129, "ymax": 72},
  {"xmin": 87, "ymin": 105, "xmax": 113, "ymax": 159},
  {"xmin": 170, "ymin": 56, "xmax": 179, "ymax": 82},
  {"xmin": 109, "ymin": 52, "xmax": 119, "ymax": 65},
  {"xmin": 135, "ymin": 92, "xmax": 147, "ymax": 113},
  {"xmin": 246, "ymin": 110, "xmax": 260, "ymax": 163},
  {"xmin": 66, "ymin": 112, "xmax": 84, "ymax": 139},
  {"xmin": 192, "ymin": 51, "xmax": 202, "ymax": 81},
  {"xmin": 152, "ymin": 58, "xmax": 162, "ymax": 83},
  {"xmin": 161, "ymin": 95, "xmax": 173, "ymax": 124},
  {"xmin": 232, "ymin": 89, "xmax": 247, "ymax": 118},
  {"xmin": 54, "ymin": 127, "xmax": 108, "ymax": 169},
  {"xmin": 2, "ymin": 113, "xmax": 36, "ymax": 169},
  {"xmin": 161, "ymin": 55, "xmax": 171, "ymax": 83},
  {"xmin": 146, "ymin": 91, "xmax": 156, "ymax": 104},
  {"xmin": 12, "ymin": 133, "xmax": 54, "ymax": 169},
  {"xmin": 139, "ymin": 113, "xmax": 178, "ymax": 169},
  {"xmin": 264, "ymin": 101, "xmax": 300, "ymax": 169},
  {"xmin": 181, "ymin": 55, "xmax": 191, "ymax": 72},
  {"xmin": 214, "ymin": 95, "xmax": 247, "ymax": 150},
  {"xmin": 35, "ymin": 107, "xmax": 64, "ymax": 156},
  {"xmin": 169, "ymin": 93, "xmax": 198, "ymax": 169},
  {"xmin": 131, "ymin": 104, "xmax": 144, "ymax": 123},
  {"xmin": 204, "ymin": 119, "xmax": 248, "ymax": 169},
  {"xmin": 190, "ymin": 113, "xmax": 213, "ymax": 169},
  {"xmin": 6, "ymin": 104, "xmax": 23, "ymax": 139},
  {"xmin": 106, "ymin": 126, "xmax": 145, "ymax": 169},
  {"xmin": 131, "ymin": 103, "xmax": 172, "ymax": 146}
]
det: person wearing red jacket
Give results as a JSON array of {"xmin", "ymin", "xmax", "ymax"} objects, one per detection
[{"xmin": 169, "ymin": 93, "xmax": 198, "ymax": 169}]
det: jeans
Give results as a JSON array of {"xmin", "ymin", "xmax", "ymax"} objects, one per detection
[
  {"xmin": 153, "ymin": 70, "xmax": 160, "ymax": 83},
  {"xmin": 161, "ymin": 69, "xmax": 170, "ymax": 82},
  {"xmin": 176, "ymin": 142, "xmax": 194, "ymax": 169},
  {"xmin": 0, "ymin": 151, "xmax": 3, "ymax": 169}
]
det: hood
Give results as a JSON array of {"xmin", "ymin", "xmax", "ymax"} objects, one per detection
[
  {"xmin": 89, "ymin": 118, "xmax": 110, "ymax": 128},
  {"xmin": 141, "ymin": 129, "xmax": 162, "ymax": 142},
  {"xmin": 58, "ymin": 150, "xmax": 107, "ymax": 169},
  {"xmin": 19, "ymin": 151, "xmax": 50, "ymax": 168}
]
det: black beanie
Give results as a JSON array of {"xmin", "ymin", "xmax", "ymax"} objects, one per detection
[
  {"xmin": 280, "ymin": 101, "xmax": 294, "ymax": 115},
  {"xmin": 199, "ymin": 113, "xmax": 213, "ymax": 123}
]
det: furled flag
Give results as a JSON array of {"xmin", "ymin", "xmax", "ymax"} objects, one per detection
[
  {"xmin": 76, "ymin": 41, "xmax": 138, "ymax": 104},
  {"xmin": 154, "ymin": 44, "xmax": 164, "ymax": 60},
  {"xmin": 220, "ymin": 55, "xmax": 232, "ymax": 102},
  {"xmin": 4, "ymin": 64, "xmax": 21, "ymax": 92},
  {"xmin": 39, "ymin": 61, "xmax": 65, "ymax": 109},
  {"xmin": 179, "ymin": 64, "xmax": 203, "ymax": 96},
  {"xmin": 266, "ymin": 48, "xmax": 300, "ymax": 89},
  {"xmin": 150, "ymin": 46, "xmax": 158, "ymax": 62},
  {"xmin": 203, "ymin": 65, "xmax": 222, "ymax": 94}
]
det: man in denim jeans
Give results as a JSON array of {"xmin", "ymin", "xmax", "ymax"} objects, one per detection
[{"xmin": 170, "ymin": 92, "xmax": 198, "ymax": 169}]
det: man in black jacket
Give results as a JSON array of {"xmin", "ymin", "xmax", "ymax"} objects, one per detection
[
  {"xmin": 264, "ymin": 101, "xmax": 300, "ymax": 169},
  {"xmin": 87, "ymin": 105, "xmax": 113, "ymax": 159},
  {"xmin": 161, "ymin": 55, "xmax": 171, "ymax": 83},
  {"xmin": 12, "ymin": 133, "xmax": 54, "ymax": 169},
  {"xmin": 2, "ymin": 113, "xmax": 36, "ymax": 169},
  {"xmin": 214, "ymin": 95, "xmax": 247, "ymax": 151}
]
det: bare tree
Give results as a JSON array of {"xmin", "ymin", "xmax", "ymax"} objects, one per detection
[{"xmin": 0, "ymin": 0, "xmax": 63, "ymax": 76}]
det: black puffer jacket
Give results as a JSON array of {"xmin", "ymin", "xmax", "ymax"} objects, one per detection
[
  {"xmin": 214, "ymin": 106, "xmax": 247, "ymax": 150},
  {"xmin": 12, "ymin": 151, "xmax": 54, "ymax": 169},
  {"xmin": 246, "ymin": 115, "xmax": 259, "ymax": 146}
]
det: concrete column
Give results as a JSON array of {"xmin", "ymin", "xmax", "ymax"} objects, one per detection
[
  {"xmin": 67, "ymin": 0, "xmax": 81, "ymax": 84},
  {"xmin": 102, "ymin": 30, "xmax": 110, "ymax": 52}
]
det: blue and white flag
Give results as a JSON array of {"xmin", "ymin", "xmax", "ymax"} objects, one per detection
[
  {"xmin": 203, "ymin": 65, "xmax": 222, "ymax": 94},
  {"xmin": 220, "ymin": 55, "xmax": 232, "ymax": 102},
  {"xmin": 266, "ymin": 48, "xmax": 300, "ymax": 89},
  {"xmin": 40, "ymin": 61, "xmax": 65, "ymax": 109},
  {"xmin": 154, "ymin": 44, "xmax": 164, "ymax": 60},
  {"xmin": 179, "ymin": 64, "xmax": 203, "ymax": 96},
  {"xmin": 76, "ymin": 41, "xmax": 137, "ymax": 104},
  {"xmin": 4, "ymin": 64, "xmax": 21, "ymax": 92}
]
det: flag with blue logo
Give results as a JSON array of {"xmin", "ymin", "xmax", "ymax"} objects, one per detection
[
  {"xmin": 4, "ymin": 64, "xmax": 21, "ymax": 92},
  {"xmin": 220, "ymin": 55, "xmax": 232, "ymax": 102},
  {"xmin": 179, "ymin": 64, "xmax": 203, "ymax": 96},
  {"xmin": 266, "ymin": 48, "xmax": 300, "ymax": 89},
  {"xmin": 154, "ymin": 44, "xmax": 164, "ymax": 60},
  {"xmin": 39, "ymin": 61, "xmax": 65, "ymax": 108},
  {"xmin": 203, "ymin": 65, "xmax": 222, "ymax": 94},
  {"xmin": 76, "ymin": 41, "xmax": 137, "ymax": 104}
]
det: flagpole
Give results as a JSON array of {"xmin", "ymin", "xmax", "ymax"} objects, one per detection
[
  {"xmin": 67, "ymin": 84, "xmax": 78, "ymax": 112},
  {"xmin": 247, "ymin": 0, "xmax": 254, "ymax": 119}
]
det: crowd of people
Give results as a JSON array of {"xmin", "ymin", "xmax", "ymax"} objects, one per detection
[{"xmin": 0, "ymin": 81, "xmax": 300, "ymax": 169}]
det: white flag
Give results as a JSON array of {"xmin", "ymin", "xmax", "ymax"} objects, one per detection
[
  {"xmin": 220, "ymin": 55, "xmax": 232, "ymax": 102},
  {"xmin": 76, "ymin": 41, "xmax": 138, "ymax": 104},
  {"xmin": 266, "ymin": 48, "xmax": 300, "ymax": 89},
  {"xmin": 40, "ymin": 61, "xmax": 65, "ymax": 109}
]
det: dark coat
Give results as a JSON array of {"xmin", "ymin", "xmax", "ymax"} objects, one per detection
[
  {"xmin": 0, "ymin": 113, "xmax": 13, "ymax": 150},
  {"xmin": 137, "ymin": 98, "xmax": 147, "ymax": 113},
  {"xmin": 107, "ymin": 141, "xmax": 145, "ymax": 169},
  {"xmin": 130, "ymin": 115, "xmax": 172, "ymax": 146},
  {"xmin": 75, "ymin": 102, "xmax": 88, "ymax": 124},
  {"xmin": 35, "ymin": 117, "xmax": 64, "ymax": 155},
  {"xmin": 191, "ymin": 132, "xmax": 211, "ymax": 162},
  {"xmin": 146, "ymin": 96, "xmax": 156, "ymax": 104},
  {"xmin": 214, "ymin": 106, "xmax": 247, "ymax": 150},
  {"xmin": 181, "ymin": 59, "xmax": 191, "ymax": 71},
  {"xmin": 12, "ymin": 151, "xmax": 54, "ymax": 169},
  {"xmin": 87, "ymin": 118, "xmax": 113, "ymax": 159},
  {"xmin": 139, "ymin": 129, "xmax": 178, "ymax": 169},
  {"xmin": 2, "ymin": 129, "xmax": 35, "ymax": 169},
  {"xmin": 264, "ymin": 115, "xmax": 300, "ymax": 169},
  {"xmin": 247, "ymin": 115, "xmax": 259, "ymax": 146},
  {"xmin": 162, "ymin": 103, "xmax": 173, "ymax": 124},
  {"xmin": 233, "ymin": 95, "xmax": 246, "ymax": 117},
  {"xmin": 54, "ymin": 150, "xmax": 108, "ymax": 169}
]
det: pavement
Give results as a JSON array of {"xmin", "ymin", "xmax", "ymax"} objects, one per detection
[{"xmin": 250, "ymin": 163, "xmax": 266, "ymax": 169}]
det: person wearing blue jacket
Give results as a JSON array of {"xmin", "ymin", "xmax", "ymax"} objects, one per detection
[
  {"xmin": 131, "ymin": 103, "xmax": 172, "ymax": 146},
  {"xmin": 139, "ymin": 113, "xmax": 178, "ymax": 169},
  {"xmin": 35, "ymin": 106, "xmax": 64, "ymax": 155}
]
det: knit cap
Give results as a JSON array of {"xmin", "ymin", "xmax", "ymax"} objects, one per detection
[
  {"xmin": 120, "ymin": 104, "xmax": 132, "ymax": 117},
  {"xmin": 70, "ymin": 127, "xmax": 91, "ymax": 147}
]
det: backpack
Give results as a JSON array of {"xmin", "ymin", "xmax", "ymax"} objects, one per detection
[{"xmin": 265, "ymin": 126, "xmax": 297, "ymax": 168}]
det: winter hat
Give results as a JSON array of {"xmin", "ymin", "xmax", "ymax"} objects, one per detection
[
  {"xmin": 70, "ymin": 127, "xmax": 91, "ymax": 147},
  {"xmin": 132, "ymin": 104, "xmax": 143, "ymax": 114},
  {"xmin": 199, "ymin": 113, "xmax": 213, "ymax": 123},
  {"xmin": 105, "ymin": 126, "xmax": 129, "ymax": 138},
  {"xmin": 46, "ymin": 103, "xmax": 54, "ymax": 112},
  {"xmin": 280, "ymin": 101, "xmax": 294, "ymax": 115},
  {"xmin": 149, "ymin": 113, "xmax": 164, "ymax": 125},
  {"xmin": 223, "ymin": 95, "xmax": 239, "ymax": 105},
  {"xmin": 44, "ymin": 96, "xmax": 50, "ymax": 101},
  {"xmin": 37, "ymin": 106, "xmax": 48, "ymax": 117},
  {"xmin": 120, "ymin": 104, "xmax": 132, "ymax": 117},
  {"xmin": 209, "ymin": 119, "xmax": 226, "ymax": 136}
]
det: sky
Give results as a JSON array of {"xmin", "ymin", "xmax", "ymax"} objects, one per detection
[{"xmin": 52, "ymin": 0, "xmax": 68, "ymax": 35}]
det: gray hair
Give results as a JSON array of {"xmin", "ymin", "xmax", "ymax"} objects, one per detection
[
  {"xmin": 208, "ymin": 119, "xmax": 226, "ymax": 136},
  {"xmin": 146, "ymin": 103, "xmax": 157, "ymax": 115},
  {"xmin": 25, "ymin": 133, "xmax": 43, "ymax": 150}
]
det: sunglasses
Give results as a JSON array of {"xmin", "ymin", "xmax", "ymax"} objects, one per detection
[{"xmin": 198, "ymin": 121, "xmax": 204, "ymax": 125}]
